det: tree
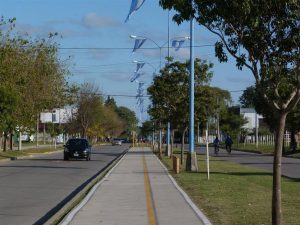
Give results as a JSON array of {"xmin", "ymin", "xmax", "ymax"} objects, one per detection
[
  {"xmin": 220, "ymin": 106, "xmax": 247, "ymax": 140},
  {"xmin": 0, "ymin": 17, "xmax": 70, "ymax": 149},
  {"xmin": 75, "ymin": 83, "xmax": 104, "ymax": 138},
  {"xmin": 0, "ymin": 86, "xmax": 18, "ymax": 151},
  {"xmin": 115, "ymin": 106, "xmax": 138, "ymax": 138},
  {"xmin": 105, "ymin": 96, "xmax": 118, "ymax": 111},
  {"xmin": 240, "ymin": 85, "xmax": 300, "ymax": 149},
  {"xmin": 148, "ymin": 58, "xmax": 220, "ymax": 162},
  {"xmin": 159, "ymin": 1, "xmax": 299, "ymax": 224}
]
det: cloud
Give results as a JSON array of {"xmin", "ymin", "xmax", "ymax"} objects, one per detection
[{"xmin": 82, "ymin": 13, "xmax": 121, "ymax": 29}]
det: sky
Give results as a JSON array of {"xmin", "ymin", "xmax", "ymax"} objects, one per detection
[{"xmin": 1, "ymin": 0, "xmax": 255, "ymax": 122}]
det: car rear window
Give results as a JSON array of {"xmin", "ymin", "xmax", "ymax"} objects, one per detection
[{"xmin": 67, "ymin": 139, "xmax": 88, "ymax": 149}]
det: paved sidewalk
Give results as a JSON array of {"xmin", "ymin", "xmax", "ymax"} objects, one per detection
[{"xmin": 60, "ymin": 147, "xmax": 211, "ymax": 225}]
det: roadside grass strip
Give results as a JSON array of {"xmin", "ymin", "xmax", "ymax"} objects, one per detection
[{"xmin": 160, "ymin": 154, "xmax": 300, "ymax": 225}]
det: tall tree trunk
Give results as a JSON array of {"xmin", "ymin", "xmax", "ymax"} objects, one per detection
[
  {"xmin": 9, "ymin": 132, "xmax": 13, "ymax": 150},
  {"xmin": 3, "ymin": 132, "xmax": 7, "ymax": 152},
  {"xmin": 272, "ymin": 113, "xmax": 286, "ymax": 225}
]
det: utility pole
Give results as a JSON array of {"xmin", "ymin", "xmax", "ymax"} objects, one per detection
[{"xmin": 186, "ymin": 13, "xmax": 198, "ymax": 172}]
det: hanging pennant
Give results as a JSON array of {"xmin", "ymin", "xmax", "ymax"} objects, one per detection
[
  {"xmin": 172, "ymin": 40, "xmax": 185, "ymax": 51},
  {"xmin": 132, "ymin": 38, "xmax": 146, "ymax": 52},
  {"xmin": 125, "ymin": 0, "xmax": 146, "ymax": 23}
]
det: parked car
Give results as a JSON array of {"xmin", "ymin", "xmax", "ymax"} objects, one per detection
[
  {"xmin": 111, "ymin": 138, "xmax": 122, "ymax": 146},
  {"xmin": 63, "ymin": 138, "xmax": 91, "ymax": 161}
]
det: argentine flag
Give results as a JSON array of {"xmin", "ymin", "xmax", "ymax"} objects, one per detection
[{"xmin": 125, "ymin": 0, "xmax": 146, "ymax": 23}]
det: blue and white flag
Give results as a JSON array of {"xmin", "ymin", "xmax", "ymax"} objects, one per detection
[
  {"xmin": 125, "ymin": 0, "xmax": 146, "ymax": 23},
  {"xmin": 172, "ymin": 40, "xmax": 185, "ymax": 51},
  {"xmin": 132, "ymin": 38, "xmax": 146, "ymax": 52},
  {"xmin": 135, "ymin": 62, "xmax": 145, "ymax": 73},
  {"xmin": 130, "ymin": 72, "xmax": 142, "ymax": 82},
  {"xmin": 138, "ymin": 82, "xmax": 144, "ymax": 89}
]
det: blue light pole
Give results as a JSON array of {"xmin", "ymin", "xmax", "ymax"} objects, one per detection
[{"xmin": 186, "ymin": 15, "xmax": 198, "ymax": 171}]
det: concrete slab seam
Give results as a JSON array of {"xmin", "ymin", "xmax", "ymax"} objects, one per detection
[
  {"xmin": 59, "ymin": 150, "xmax": 128, "ymax": 225},
  {"xmin": 155, "ymin": 155, "xmax": 213, "ymax": 225}
]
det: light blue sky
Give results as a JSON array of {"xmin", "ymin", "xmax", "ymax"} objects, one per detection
[{"xmin": 2, "ymin": 0, "xmax": 255, "ymax": 121}]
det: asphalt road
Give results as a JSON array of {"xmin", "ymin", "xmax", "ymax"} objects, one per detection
[
  {"xmin": 195, "ymin": 146, "xmax": 300, "ymax": 180},
  {"xmin": 0, "ymin": 144, "xmax": 129, "ymax": 225}
]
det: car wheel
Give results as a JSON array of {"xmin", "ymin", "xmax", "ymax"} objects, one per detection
[{"xmin": 86, "ymin": 155, "xmax": 90, "ymax": 161}]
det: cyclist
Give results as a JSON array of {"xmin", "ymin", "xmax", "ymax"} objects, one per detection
[
  {"xmin": 225, "ymin": 135, "xmax": 233, "ymax": 153},
  {"xmin": 213, "ymin": 136, "xmax": 220, "ymax": 154}
]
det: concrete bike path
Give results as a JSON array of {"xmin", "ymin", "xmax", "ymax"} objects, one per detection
[{"xmin": 60, "ymin": 147, "xmax": 211, "ymax": 225}]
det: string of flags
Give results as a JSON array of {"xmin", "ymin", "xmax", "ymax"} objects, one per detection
[{"xmin": 125, "ymin": 0, "xmax": 146, "ymax": 23}]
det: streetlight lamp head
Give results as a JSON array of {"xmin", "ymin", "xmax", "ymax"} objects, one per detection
[{"xmin": 130, "ymin": 35, "xmax": 137, "ymax": 39}]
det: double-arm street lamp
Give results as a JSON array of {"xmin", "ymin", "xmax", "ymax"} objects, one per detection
[{"xmin": 130, "ymin": 34, "xmax": 189, "ymax": 70}]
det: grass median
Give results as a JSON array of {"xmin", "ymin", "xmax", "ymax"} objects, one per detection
[
  {"xmin": 0, "ymin": 146, "xmax": 62, "ymax": 160},
  {"xmin": 161, "ymin": 153, "xmax": 299, "ymax": 225}
]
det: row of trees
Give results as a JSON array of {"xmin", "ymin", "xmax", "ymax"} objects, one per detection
[
  {"xmin": 0, "ymin": 17, "xmax": 71, "ymax": 151},
  {"xmin": 0, "ymin": 17, "xmax": 138, "ymax": 149},
  {"xmin": 143, "ymin": 57, "xmax": 246, "ymax": 163},
  {"xmin": 65, "ymin": 83, "xmax": 138, "ymax": 142}
]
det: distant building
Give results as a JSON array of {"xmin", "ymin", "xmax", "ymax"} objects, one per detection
[
  {"xmin": 240, "ymin": 108, "xmax": 263, "ymax": 130},
  {"xmin": 40, "ymin": 107, "xmax": 77, "ymax": 124}
]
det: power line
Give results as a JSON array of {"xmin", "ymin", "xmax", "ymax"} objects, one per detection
[
  {"xmin": 51, "ymin": 44, "xmax": 215, "ymax": 50},
  {"xmin": 80, "ymin": 92, "xmax": 150, "ymax": 98}
]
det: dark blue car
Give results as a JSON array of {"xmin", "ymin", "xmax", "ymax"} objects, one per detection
[{"xmin": 63, "ymin": 138, "xmax": 91, "ymax": 161}]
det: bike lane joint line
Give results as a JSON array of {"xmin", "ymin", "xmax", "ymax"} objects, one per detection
[
  {"xmin": 142, "ymin": 152, "xmax": 158, "ymax": 225},
  {"xmin": 59, "ymin": 152, "xmax": 127, "ymax": 225},
  {"xmin": 156, "ymin": 156, "xmax": 212, "ymax": 225}
]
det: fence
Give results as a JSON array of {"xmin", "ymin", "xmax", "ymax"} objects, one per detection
[{"xmin": 198, "ymin": 132, "xmax": 292, "ymax": 147}]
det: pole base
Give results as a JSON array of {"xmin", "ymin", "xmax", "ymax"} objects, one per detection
[
  {"xmin": 165, "ymin": 144, "xmax": 171, "ymax": 157},
  {"xmin": 186, "ymin": 152, "xmax": 198, "ymax": 172}
]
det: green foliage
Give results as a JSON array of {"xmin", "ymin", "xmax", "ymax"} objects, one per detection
[
  {"xmin": 0, "ymin": 86, "xmax": 18, "ymax": 131},
  {"xmin": 115, "ymin": 106, "xmax": 138, "ymax": 137},
  {"xmin": 0, "ymin": 17, "xmax": 70, "ymax": 132},
  {"xmin": 160, "ymin": 0, "xmax": 300, "ymax": 114},
  {"xmin": 105, "ymin": 96, "xmax": 118, "ymax": 111},
  {"xmin": 46, "ymin": 122, "xmax": 62, "ymax": 138},
  {"xmin": 67, "ymin": 83, "xmax": 128, "ymax": 139},
  {"xmin": 220, "ymin": 106, "xmax": 247, "ymax": 139},
  {"xmin": 140, "ymin": 120, "xmax": 154, "ymax": 137},
  {"xmin": 148, "ymin": 58, "xmax": 216, "ymax": 132}
]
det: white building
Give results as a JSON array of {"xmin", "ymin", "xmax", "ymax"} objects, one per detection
[
  {"xmin": 40, "ymin": 107, "xmax": 77, "ymax": 124},
  {"xmin": 240, "ymin": 108, "xmax": 263, "ymax": 130}
]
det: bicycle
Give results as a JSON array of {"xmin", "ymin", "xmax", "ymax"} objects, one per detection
[
  {"xmin": 214, "ymin": 143, "xmax": 220, "ymax": 155},
  {"xmin": 225, "ymin": 144, "xmax": 232, "ymax": 154}
]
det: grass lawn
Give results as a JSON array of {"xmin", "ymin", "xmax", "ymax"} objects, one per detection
[
  {"xmin": 0, "ymin": 150, "xmax": 28, "ymax": 159},
  {"xmin": 0, "ymin": 146, "xmax": 62, "ymax": 160},
  {"xmin": 161, "ymin": 154, "xmax": 300, "ymax": 225}
]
